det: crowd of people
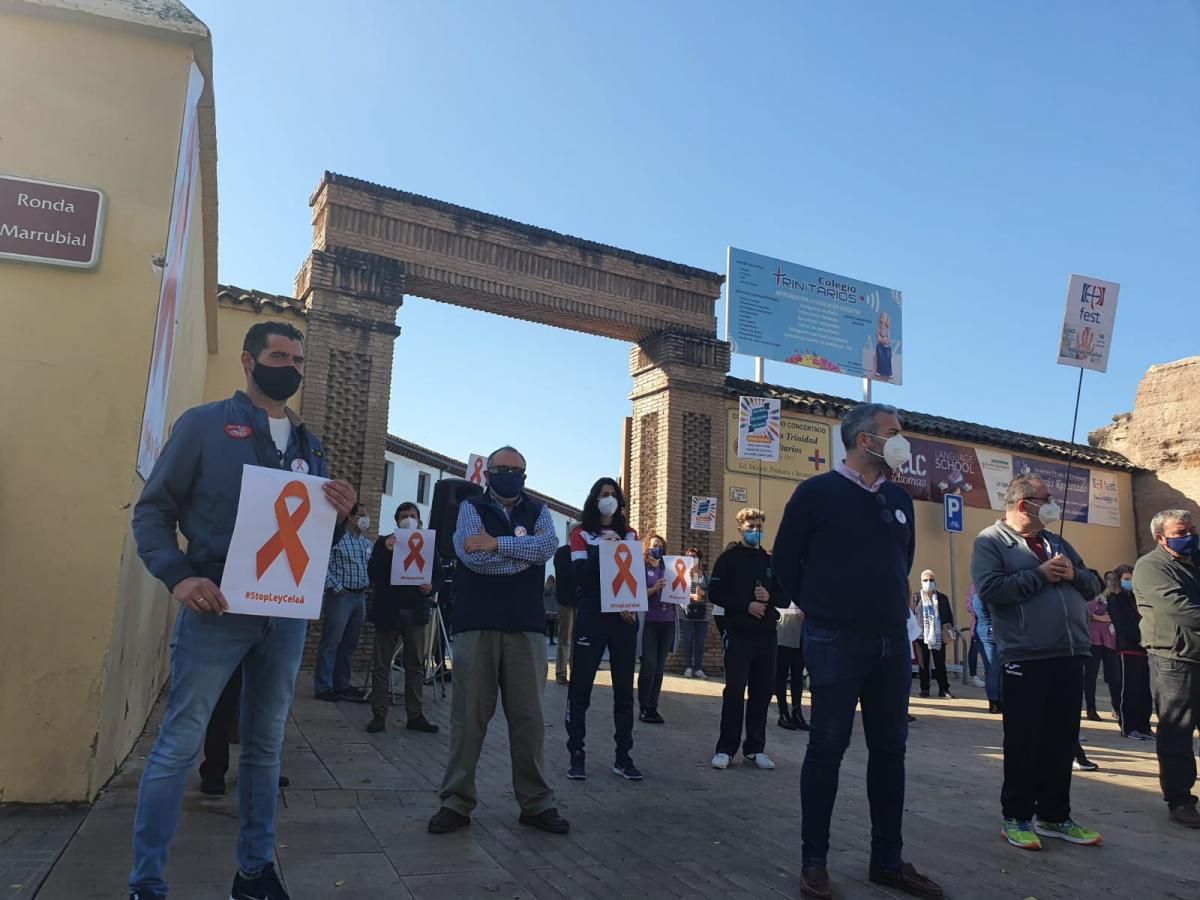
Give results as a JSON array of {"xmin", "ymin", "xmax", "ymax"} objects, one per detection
[{"xmin": 124, "ymin": 323, "xmax": 1200, "ymax": 900}]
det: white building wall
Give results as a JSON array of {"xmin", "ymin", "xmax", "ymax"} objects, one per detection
[{"xmin": 376, "ymin": 450, "xmax": 577, "ymax": 544}]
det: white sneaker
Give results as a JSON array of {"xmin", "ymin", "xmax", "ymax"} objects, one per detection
[
  {"xmin": 972, "ymin": 676, "xmax": 986, "ymax": 688},
  {"xmin": 695, "ymin": 670, "xmax": 708, "ymax": 680},
  {"xmin": 683, "ymin": 667, "xmax": 693, "ymax": 678},
  {"xmin": 711, "ymin": 752, "xmax": 731, "ymax": 769},
  {"xmin": 745, "ymin": 752, "xmax": 776, "ymax": 770}
]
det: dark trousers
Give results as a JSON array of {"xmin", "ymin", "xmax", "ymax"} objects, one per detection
[
  {"xmin": 680, "ymin": 618, "xmax": 709, "ymax": 670},
  {"xmin": 716, "ymin": 629, "xmax": 777, "ymax": 757},
  {"xmin": 638, "ymin": 620, "xmax": 673, "ymax": 712},
  {"xmin": 566, "ymin": 611, "xmax": 638, "ymax": 760},
  {"xmin": 369, "ymin": 623, "xmax": 427, "ymax": 721},
  {"xmin": 916, "ymin": 642, "xmax": 950, "ymax": 695},
  {"xmin": 1117, "ymin": 653, "xmax": 1153, "ymax": 736},
  {"xmin": 1001, "ymin": 656, "xmax": 1083, "ymax": 823},
  {"xmin": 801, "ymin": 626, "xmax": 910, "ymax": 870},
  {"xmin": 1149, "ymin": 655, "xmax": 1200, "ymax": 808},
  {"xmin": 199, "ymin": 664, "xmax": 242, "ymax": 781},
  {"xmin": 1084, "ymin": 645, "xmax": 1120, "ymax": 712},
  {"xmin": 968, "ymin": 634, "xmax": 983, "ymax": 678},
  {"xmin": 775, "ymin": 644, "xmax": 806, "ymax": 715}
]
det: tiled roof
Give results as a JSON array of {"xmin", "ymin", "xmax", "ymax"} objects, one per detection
[
  {"xmin": 321, "ymin": 172, "xmax": 723, "ymax": 284},
  {"xmin": 217, "ymin": 284, "xmax": 308, "ymax": 319},
  {"xmin": 725, "ymin": 376, "xmax": 1136, "ymax": 471},
  {"xmin": 385, "ymin": 435, "xmax": 583, "ymax": 519}
]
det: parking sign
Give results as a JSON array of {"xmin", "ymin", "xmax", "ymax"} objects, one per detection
[{"xmin": 944, "ymin": 494, "xmax": 964, "ymax": 534}]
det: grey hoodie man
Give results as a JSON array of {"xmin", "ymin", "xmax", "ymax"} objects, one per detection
[{"xmin": 971, "ymin": 517, "xmax": 1097, "ymax": 664}]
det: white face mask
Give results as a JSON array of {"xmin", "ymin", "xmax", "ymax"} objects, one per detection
[
  {"xmin": 397, "ymin": 517, "xmax": 418, "ymax": 531},
  {"xmin": 1035, "ymin": 499, "xmax": 1061, "ymax": 524},
  {"xmin": 357, "ymin": 516, "xmax": 371, "ymax": 531},
  {"xmin": 597, "ymin": 495, "xmax": 619, "ymax": 517},
  {"xmin": 866, "ymin": 433, "xmax": 911, "ymax": 470},
  {"xmin": 922, "ymin": 580, "xmax": 936, "ymax": 592}
]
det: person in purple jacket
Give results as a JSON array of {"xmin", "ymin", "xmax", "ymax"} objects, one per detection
[{"xmin": 638, "ymin": 534, "xmax": 674, "ymax": 724}]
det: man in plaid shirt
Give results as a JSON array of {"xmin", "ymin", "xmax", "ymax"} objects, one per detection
[{"xmin": 315, "ymin": 503, "xmax": 373, "ymax": 701}]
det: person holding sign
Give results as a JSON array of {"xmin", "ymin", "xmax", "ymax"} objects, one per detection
[
  {"xmin": 680, "ymin": 548, "xmax": 711, "ymax": 679},
  {"xmin": 364, "ymin": 502, "xmax": 440, "ymax": 735},
  {"xmin": 429, "ymin": 447, "xmax": 569, "ymax": 837},
  {"xmin": 709, "ymin": 508, "xmax": 787, "ymax": 773},
  {"xmin": 129, "ymin": 322, "xmax": 356, "ymax": 900},
  {"xmin": 565, "ymin": 478, "xmax": 644, "ymax": 782},
  {"xmin": 638, "ymin": 535, "xmax": 674, "ymax": 725}
]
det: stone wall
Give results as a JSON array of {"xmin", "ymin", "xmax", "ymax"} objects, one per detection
[{"xmin": 1091, "ymin": 357, "xmax": 1200, "ymax": 554}]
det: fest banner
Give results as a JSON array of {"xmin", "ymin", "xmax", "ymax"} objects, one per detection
[
  {"xmin": 1011, "ymin": 456, "xmax": 1090, "ymax": 523},
  {"xmin": 736, "ymin": 396, "xmax": 782, "ymax": 461}
]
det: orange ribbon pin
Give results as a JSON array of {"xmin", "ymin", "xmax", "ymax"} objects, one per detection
[
  {"xmin": 672, "ymin": 558, "xmax": 688, "ymax": 591},
  {"xmin": 256, "ymin": 480, "xmax": 311, "ymax": 585},
  {"xmin": 403, "ymin": 531, "xmax": 426, "ymax": 572},
  {"xmin": 612, "ymin": 543, "xmax": 638, "ymax": 597}
]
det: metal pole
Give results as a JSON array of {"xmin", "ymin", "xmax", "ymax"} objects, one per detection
[
  {"xmin": 863, "ymin": 376, "xmax": 872, "ymax": 402},
  {"xmin": 949, "ymin": 529, "xmax": 966, "ymax": 685},
  {"xmin": 755, "ymin": 356, "xmax": 765, "ymax": 384},
  {"xmin": 1057, "ymin": 367, "xmax": 1085, "ymax": 542}
]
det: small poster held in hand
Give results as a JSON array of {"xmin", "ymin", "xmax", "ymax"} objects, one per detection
[
  {"xmin": 662, "ymin": 555, "xmax": 693, "ymax": 605},
  {"xmin": 599, "ymin": 539, "xmax": 648, "ymax": 613},
  {"xmin": 391, "ymin": 528, "xmax": 436, "ymax": 586}
]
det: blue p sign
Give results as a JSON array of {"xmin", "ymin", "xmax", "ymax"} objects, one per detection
[{"xmin": 944, "ymin": 494, "xmax": 964, "ymax": 534}]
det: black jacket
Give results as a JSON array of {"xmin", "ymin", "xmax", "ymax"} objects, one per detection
[
  {"xmin": 1105, "ymin": 590, "xmax": 1145, "ymax": 654},
  {"xmin": 368, "ymin": 535, "xmax": 440, "ymax": 631},
  {"xmin": 553, "ymin": 545, "xmax": 577, "ymax": 608},
  {"xmin": 708, "ymin": 543, "xmax": 787, "ymax": 633}
]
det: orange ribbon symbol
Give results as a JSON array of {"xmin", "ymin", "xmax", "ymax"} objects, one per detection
[
  {"xmin": 255, "ymin": 481, "xmax": 311, "ymax": 585},
  {"xmin": 469, "ymin": 457, "xmax": 485, "ymax": 484},
  {"xmin": 403, "ymin": 531, "xmax": 426, "ymax": 572},
  {"xmin": 672, "ymin": 558, "xmax": 688, "ymax": 591},
  {"xmin": 612, "ymin": 543, "xmax": 637, "ymax": 598}
]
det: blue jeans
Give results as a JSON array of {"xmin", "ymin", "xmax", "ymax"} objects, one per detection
[
  {"xmin": 314, "ymin": 589, "xmax": 366, "ymax": 694},
  {"xmin": 680, "ymin": 618, "xmax": 708, "ymax": 670},
  {"xmin": 801, "ymin": 625, "xmax": 911, "ymax": 871},
  {"xmin": 979, "ymin": 635, "xmax": 1002, "ymax": 703},
  {"xmin": 129, "ymin": 609, "xmax": 307, "ymax": 895}
]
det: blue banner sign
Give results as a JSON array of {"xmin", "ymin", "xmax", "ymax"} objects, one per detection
[{"xmin": 726, "ymin": 247, "xmax": 904, "ymax": 384}]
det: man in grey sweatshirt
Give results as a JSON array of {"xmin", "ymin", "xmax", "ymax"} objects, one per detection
[{"xmin": 970, "ymin": 473, "xmax": 1102, "ymax": 852}]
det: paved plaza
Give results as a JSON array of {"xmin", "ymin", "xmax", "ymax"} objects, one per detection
[{"xmin": 10, "ymin": 663, "xmax": 1200, "ymax": 899}]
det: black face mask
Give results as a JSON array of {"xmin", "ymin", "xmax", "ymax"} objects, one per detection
[{"xmin": 251, "ymin": 362, "xmax": 303, "ymax": 402}]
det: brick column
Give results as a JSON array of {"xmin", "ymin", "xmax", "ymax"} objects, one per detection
[
  {"xmin": 629, "ymin": 332, "xmax": 730, "ymax": 673},
  {"xmin": 294, "ymin": 245, "xmax": 403, "ymax": 672}
]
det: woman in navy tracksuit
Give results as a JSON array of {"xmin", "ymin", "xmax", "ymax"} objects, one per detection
[{"xmin": 564, "ymin": 477, "xmax": 644, "ymax": 782}]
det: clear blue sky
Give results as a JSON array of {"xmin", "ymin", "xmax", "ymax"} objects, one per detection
[{"xmin": 189, "ymin": 0, "xmax": 1199, "ymax": 507}]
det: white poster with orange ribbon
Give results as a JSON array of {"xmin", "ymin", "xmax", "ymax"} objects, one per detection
[
  {"xmin": 662, "ymin": 555, "xmax": 693, "ymax": 606},
  {"xmin": 221, "ymin": 466, "xmax": 339, "ymax": 619},
  {"xmin": 598, "ymin": 539, "xmax": 648, "ymax": 613},
  {"xmin": 466, "ymin": 453, "xmax": 489, "ymax": 489},
  {"xmin": 391, "ymin": 528, "xmax": 436, "ymax": 586}
]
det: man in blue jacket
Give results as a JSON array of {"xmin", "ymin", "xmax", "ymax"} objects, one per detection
[{"xmin": 128, "ymin": 321, "xmax": 356, "ymax": 900}]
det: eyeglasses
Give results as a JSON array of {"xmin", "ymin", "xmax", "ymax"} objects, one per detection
[{"xmin": 488, "ymin": 466, "xmax": 525, "ymax": 476}]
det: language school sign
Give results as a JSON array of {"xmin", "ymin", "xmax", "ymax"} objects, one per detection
[{"xmin": 0, "ymin": 174, "xmax": 105, "ymax": 268}]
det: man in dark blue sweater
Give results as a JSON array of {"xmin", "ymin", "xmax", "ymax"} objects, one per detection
[{"xmin": 774, "ymin": 403, "xmax": 942, "ymax": 900}]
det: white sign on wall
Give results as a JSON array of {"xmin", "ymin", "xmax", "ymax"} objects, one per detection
[{"xmin": 221, "ymin": 466, "xmax": 338, "ymax": 619}]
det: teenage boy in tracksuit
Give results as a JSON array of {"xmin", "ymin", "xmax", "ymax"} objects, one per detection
[{"xmin": 709, "ymin": 507, "xmax": 788, "ymax": 771}]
